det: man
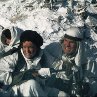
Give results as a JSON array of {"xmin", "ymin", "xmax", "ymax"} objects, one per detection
[
  {"xmin": 0, "ymin": 30, "xmax": 47, "ymax": 97},
  {"xmin": 0, "ymin": 26, "xmax": 23, "ymax": 94},
  {"xmin": 0, "ymin": 26, "xmax": 23, "ymax": 58},
  {"xmin": 42, "ymin": 27, "xmax": 87, "ymax": 97}
]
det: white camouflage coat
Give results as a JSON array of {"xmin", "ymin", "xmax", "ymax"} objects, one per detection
[
  {"xmin": 0, "ymin": 26, "xmax": 23, "ymax": 58},
  {"xmin": 44, "ymin": 39, "xmax": 97, "ymax": 96},
  {"xmin": 43, "ymin": 41, "xmax": 86, "ymax": 96},
  {"xmin": 83, "ymin": 41, "xmax": 97, "ymax": 96},
  {"xmin": 44, "ymin": 41, "xmax": 86, "ymax": 77},
  {"xmin": 0, "ymin": 49, "xmax": 47, "ymax": 97}
]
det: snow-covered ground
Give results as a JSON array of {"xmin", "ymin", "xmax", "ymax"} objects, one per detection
[
  {"xmin": 0, "ymin": 0, "xmax": 68, "ymax": 47},
  {"xmin": 0, "ymin": 0, "xmax": 97, "ymax": 96},
  {"xmin": 0, "ymin": 0, "xmax": 97, "ymax": 49}
]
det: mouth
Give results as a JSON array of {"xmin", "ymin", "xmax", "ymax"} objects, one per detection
[
  {"xmin": 65, "ymin": 47, "xmax": 71, "ymax": 50},
  {"xmin": 25, "ymin": 53, "xmax": 36, "ymax": 58}
]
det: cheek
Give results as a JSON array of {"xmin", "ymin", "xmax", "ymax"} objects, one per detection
[
  {"xmin": 30, "ymin": 48, "xmax": 37, "ymax": 55},
  {"xmin": 22, "ymin": 49, "xmax": 27, "ymax": 55},
  {"xmin": 64, "ymin": 41, "xmax": 67, "ymax": 46},
  {"xmin": 7, "ymin": 39, "xmax": 11, "ymax": 44},
  {"xmin": 70, "ymin": 44, "xmax": 77, "ymax": 51}
]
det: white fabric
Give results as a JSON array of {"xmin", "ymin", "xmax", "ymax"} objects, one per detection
[
  {"xmin": 38, "ymin": 68, "xmax": 51, "ymax": 77},
  {"xmin": 44, "ymin": 41, "xmax": 86, "ymax": 70},
  {"xmin": 0, "ymin": 52, "xmax": 18, "ymax": 85},
  {"xmin": 0, "ymin": 26, "xmax": 23, "ymax": 58},
  {"xmin": 11, "ymin": 79, "xmax": 47, "ymax": 97},
  {"xmin": 43, "ymin": 40, "xmax": 86, "ymax": 96},
  {"xmin": 45, "ymin": 41, "xmax": 97, "ymax": 96},
  {"xmin": 21, "ymin": 49, "xmax": 43, "ymax": 70},
  {"xmin": 0, "ymin": 49, "xmax": 47, "ymax": 97},
  {"xmin": 3, "ymin": 26, "xmax": 23, "ymax": 47},
  {"xmin": 10, "ymin": 49, "xmax": 46, "ymax": 97},
  {"xmin": 0, "ymin": 50, "xmax": 43, "ymax": 85},
  {"xmin": 65, "ymin": 27, "xmax": 83, "ymax": 39},
  {"xmin": 83, "ymin": 48, "xmax": 97, "ymax": 96}
]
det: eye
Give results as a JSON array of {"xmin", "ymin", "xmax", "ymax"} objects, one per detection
[
  {"xmin": 64, "ymin": 39, "xmax": 68, "ymax": 42},
  {"xmin": 28, "ymin": 46, "xmax": 34, "ymax": 50},
  {"xmin": 70, "ymin": 41, "xmax": 75, "ymax": 44}
]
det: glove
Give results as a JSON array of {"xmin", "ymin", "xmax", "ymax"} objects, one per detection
[
  {"xmin": 82, "ymin": 82, "xmax": 90, "ymax": 95},
  {"xmin": 38, "ymin": 68, "xmax": 50, "ymax": 77}
]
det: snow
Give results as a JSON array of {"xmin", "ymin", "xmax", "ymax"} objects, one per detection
[
  {"xmin": 0, "ymin": 0, "xmax": 97, "ymax": 96},
  {"xmin": 0, "ymin": 0, "xmax": 97, "ymax": 49}
]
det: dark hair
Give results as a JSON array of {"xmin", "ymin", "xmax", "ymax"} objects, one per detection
[
  {"xmin": 20, "ymin": 30, "xmax": 43, "ymax": 48},
  {"xmin": 2, "ymin": 29, "xmax": 11, "ymax": 39}
]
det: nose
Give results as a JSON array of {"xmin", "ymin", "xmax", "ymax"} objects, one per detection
[
  {"xmin": 6, "ymin": 39, "xmax": 11, "ymax": 45},
  {"xmin": 25, "ymin": 47, "xmax": 30, "ymax": 54},
  {"xmin": 66, "ymin": 41, "xmax": 70, "ymax": 47}
]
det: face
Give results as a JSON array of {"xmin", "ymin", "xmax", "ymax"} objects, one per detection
[
  {"xmin": 1, "ymin": 34, "xmax": 11, "ymax": 45},
  {"xmin": 63, "ymin": 38, "xmax": 77, "ymax": 55},
  {"xmin": 5, "ymin": 38, "xmax": 11, "ymax": 45},
  {"xmin": 22, "ymin": 41, "xmax": 38, "ymax": 59}
]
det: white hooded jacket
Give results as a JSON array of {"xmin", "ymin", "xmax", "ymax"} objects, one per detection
[
  {"xmin": 44, "ymin": 40, "xmax": 86, "ymax": 79},
  {"xmin": 0, "ymin": 26, "xmax": 23, "ymax": 58},
  {"xmin": 0, "ymin": 49, "xmax": 43, "ymax": 85},
  {"xmin": 43, "ymin": 27, "xmax": 86, "ymax": 75},
  {"xmin": 42, "ymin": 27, "xmax": 87, "ymax": 96}
]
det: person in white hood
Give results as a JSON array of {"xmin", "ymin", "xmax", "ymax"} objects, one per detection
[
  {"xmin": 0, "ymin": 30, "xmax": 47, "ymax": 97},
  {"xmin": 0, "ymin": 26, "xmax": 23, "ymax": 58},
  {"xmin": 39, "ymin": 27, "xmax": 87, "ymax": 97}
]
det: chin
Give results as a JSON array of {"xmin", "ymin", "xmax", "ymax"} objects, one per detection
[
  {"xmin": 25, "ymin": 54, "xmax": 36, "ymax": 59},
  {"xmin": 64, "ymin": 50, "xmax": 71, "ymax": 54},
  {"xmin": 25, "ymin": 56, "xmax": 31, "ymax": 59},
  {"xmin": 24, "ymin": 54, "xmax": 31, "ymax": 59},
  {"xmin": 64, "ymin": 51, "xmax": 72, "ymax": 55}
]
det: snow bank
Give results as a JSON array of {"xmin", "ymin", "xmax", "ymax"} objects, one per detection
[{"xmin": 0, "ymin": 0, "xmax": 97, "ymax": 49}]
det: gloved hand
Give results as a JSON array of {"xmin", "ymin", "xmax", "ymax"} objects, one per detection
[
  {"xmin": 82, "ymin": 82, "xmax": 90, "ymax": 95},
  {"xmin": 38, "ymin": 68, "xmax": 51, "ymax": 77}
]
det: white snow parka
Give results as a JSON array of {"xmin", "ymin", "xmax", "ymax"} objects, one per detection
[{"xmin": 0, "ymin": 26, "xmax": 23, "ymax": 58}]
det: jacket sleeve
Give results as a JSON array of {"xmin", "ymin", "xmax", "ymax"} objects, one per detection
[
  {"xmin": 42, "ymin": 42, "xmax": 62, "ymax": 68},
  {"xmin": 0, "ymin": 53, "xmax": 18, "ymax": 85},
  {"xmin": 83, "ymin": 59, "xmax": 97, "ymax": 96},
  {"xmin": 11, "ymin": 69, "xmax": 36, "ymax": 86}
]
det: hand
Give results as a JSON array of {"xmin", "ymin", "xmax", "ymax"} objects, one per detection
[
  {"xmin": 0, "ymin": 82, "xmax": 4, "ymax": 88},
  {"xmin": 82, "ymin": 82, "xmax": 90, "ymax": 95},
  {"xmin": 32, "ymin": 71, "xmax": 39, "ymax": 77},
  {"xmin": 38, "ymin": 68, "xmax": 50, "ymax": 77}
]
